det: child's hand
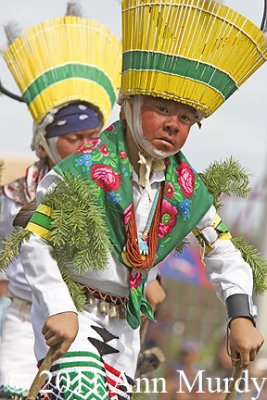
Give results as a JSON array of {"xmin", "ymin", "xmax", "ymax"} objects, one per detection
[
  {"xmin": 42, "ymin": 312, "xmax": 78, "ymax": 360},
  {"xmin": 228, "ymin": 317, "xmax": 264, "ymax": 369}
]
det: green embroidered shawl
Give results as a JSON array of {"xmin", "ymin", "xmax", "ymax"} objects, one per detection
[
  {"xmin": 27, "ymin": 120, "xmax": 213, "ymax": 328},
  {"xmin": 53, "ymin": 120, "xmax": 213, "ymax": 266}
]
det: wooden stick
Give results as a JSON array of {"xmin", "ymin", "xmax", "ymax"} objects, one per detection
[
  {"xmin": 224, "ymin": 363, "xmax": 243, "ymax": 400},
  {"xmin": 24, "ymin": 346, "xmax": 57, "ymax": 400}
]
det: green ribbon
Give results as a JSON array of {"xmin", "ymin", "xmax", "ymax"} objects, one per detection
[{"xmin": 126, "ymin": 276, "xmax": 155, "ymax": 329}]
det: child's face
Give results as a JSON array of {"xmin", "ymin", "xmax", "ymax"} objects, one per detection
[
  {"xmin": 56, "ymin": 128, "xmax": 101, "ymax": 159},
  {"xmin": 140, "ymin": 97, "xmax": 197, "ymax": 154}
]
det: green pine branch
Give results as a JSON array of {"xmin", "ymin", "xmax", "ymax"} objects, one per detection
[
  {"xmin": 175, "ymin": 240, "xmax": 187, "ymax": 254},
  {"xmin": 232, "ymin": 237, "xmax": 267, "ymax": 294},
  {"xmin": 38, "ymin": 175, "xmax": 112, "ymax": 306},
  {"xmin": 200, "ymin": 157, "xmax": 267, "ymax": 294},
  {"xmin": 0, "ymin": 228, "xmax": 32, "ymax": 270},
  {"xmin": 54, "ymin": 254, "xmax": 87, "ymax": 311},
  {"xmin": 42, "ymin": 175, "xmax": 112, "ymax": 273},
  {"xmin": 0, "ymin": 174, "xmax": 112, "ymax": 309},
  {"xmin": 200, "ymin": 157, "xmax": 251, "ymax": 210},
  {"xmin": 131, "ymin": 392, "xmax": 144, "ymax": 400}
]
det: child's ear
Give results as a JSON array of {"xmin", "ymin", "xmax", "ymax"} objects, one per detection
[{"xmin": 37, "ymin": 144, "xmax": 49, "ymax": 159}]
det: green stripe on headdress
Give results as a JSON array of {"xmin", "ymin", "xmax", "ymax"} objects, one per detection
[
  {"xmin": 23, "ymin": 64, "xmax": 117, "ymax": 107},
  {"xmin": 123, "ymin": 51, "xmax": 237, "ymax": 100}
]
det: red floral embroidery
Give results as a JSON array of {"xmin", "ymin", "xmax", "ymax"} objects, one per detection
[
  {"xmin": 99, "ymin": 144, "xmax": 109, "ymax": 157},
  {"xmin": 106, "ymin": 124, "xmax": 115, "ymax": 132},
  {"xmin": 176, "ymin": 162, "xmax": 195, "ymax": 198},
  {"xmin": 122, "ymin": 203, "xmax": 132, "ymax": 226},
  {"xmin": 158, "ymin": 199, "xmax": 178, "ymax": 238},
  {"xmin": 77, "ymin": 139, "xmax": 101, "ymax": 153},
  {"xmin": 91, "ymin": 164, "xmax": 121, "ymax": 192},
  {"xmin": 129, "ymin": 271, "xmax": 142, "ymax": 289},
  {"xmin": 119, "ymin": 151, "xmax": 128, "ymax": 160},
  {"xmin": 165, "ymin": 182, "xmax": 175, "ymax": 198}
]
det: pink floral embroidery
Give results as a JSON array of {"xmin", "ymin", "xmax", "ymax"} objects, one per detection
[
  {"xmin": 76, "ymin": 139, "xmax": 101, "ymax": 153},
  {"xmin": 119, "ymin": 151, "xmax": 128, "ymax": 160},
  {"xmin": 122, "ymin": 203, "xmax": 132, "ymax": 226},
  {"xmin": 106, "ymin": 124, "xmax": 115, "ymax": 132},
  {"xmin": 129, "ymin": 271, "xmax": 142, "ymax": 289},
  {"xmin": 176, "ymin": 162, "xmax": 195, "ymax": 198},
  {"xmin": 91, "ymin": 164, "xmax": 121, "ymax": 192},
  {"xmin": 8, "ymin": 185, "xmax": 14, "ymax": 192},
  {"xmin": 99, "ymin": 144, "xmax": 109, "ymax": 157},
  {"xmin": 158, "ymin": 199, "xmax": 178, "ymax": 238},
  {"xmin": 165, "ymin": 182, "xmax": 175, "ymax": 198}
]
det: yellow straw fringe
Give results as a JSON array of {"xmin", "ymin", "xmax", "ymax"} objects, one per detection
[
  {"xmin": 4, "ymin": 16, "xmax": 122, "ymax": 125},
  {"xmin": 121, "ymin": 0, "xmax": 267, "ymax": 116},
  {"xmin": 122, "ymin": 70, "xmax": 224, "ymax": 116},
  {"xmin": 29, "ymin": 79, "xmax": 112, "ymax": 127}
]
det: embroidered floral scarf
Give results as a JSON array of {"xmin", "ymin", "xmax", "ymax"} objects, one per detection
[
  {"xmin": 51, "ymin": 121, "xmax": 213, "ymax": 328},
  {"xmin": 54, "ymin": 120, "xmax": 213, "ymax": 264}
]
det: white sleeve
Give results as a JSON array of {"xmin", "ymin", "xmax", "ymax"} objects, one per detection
[
  {"xmin": 0, "ymin": 194, "xmax": 21, "ymax": 240},
  {"xmin": 196, "ymin": 205, "xmax": 253, "ymax": 303},
  {"xmin": 20, "ymin": 169, "xmax": 77, "ymax": 318},
  {"xmin": 35, "ymin": 169, "xmax": 62, "ymax": 204}
]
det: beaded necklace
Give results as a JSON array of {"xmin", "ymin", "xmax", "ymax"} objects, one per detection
[
  {"xmin": 137, "ymin": 186, "xmax": 161, "ymax": 255},
  {"xmin": 123, "ymin": 182, "xmax": 163, "ymax": 270}
]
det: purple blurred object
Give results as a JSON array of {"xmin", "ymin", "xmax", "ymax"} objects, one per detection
[{"xmin": 158, "ymin": 246, "xmax": 212, "ymax": 289}]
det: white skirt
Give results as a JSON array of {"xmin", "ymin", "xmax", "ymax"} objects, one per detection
[
  {"xmin": 0, "ymin": 298, "xmax": 38, "ymax": 397},
  {"xmin": 32, "ymin": 302, "xmax": 141, "ymax": 400}
]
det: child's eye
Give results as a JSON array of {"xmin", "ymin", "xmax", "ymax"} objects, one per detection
[
  {"xmin": 181, "ymin": 115, "xmax": 192, "ymax": 124},
  {"xmin": 67, "ymin": 138, "xmax": 79, "ymax": 143},
  {"xmin": 65, "ymin": 136, "xmax": 80, "ymax": 143},
  {"xmin": 157, "ymin": 106, "xmax": 169, "ymax": 113}
]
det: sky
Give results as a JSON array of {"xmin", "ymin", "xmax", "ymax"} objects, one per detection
[{"xmin": 0, "ymin": 0, "xmax": 266, "ymax": 187}]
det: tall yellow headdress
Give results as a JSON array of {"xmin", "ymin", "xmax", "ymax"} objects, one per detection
[
  {"xmin": 4, "ymin": 12, "xmax": 122, "ymax": 126},
  {"xmin": 121, "ymin": 0, "xmax": 267, "ymax": 117}
]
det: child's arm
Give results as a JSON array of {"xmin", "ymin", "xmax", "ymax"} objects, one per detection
[
  {"xmin": 194, "ymin": 204, "xmax": 264, "ymax": 368},
  {"xmin": 20, "ymin": 170, "xmax": 78, "ymax": 357}
]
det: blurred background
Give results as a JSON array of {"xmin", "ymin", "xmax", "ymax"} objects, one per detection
[{"xmin": 1, "ymin": 1, "xmax": 267, "ymax": 398}]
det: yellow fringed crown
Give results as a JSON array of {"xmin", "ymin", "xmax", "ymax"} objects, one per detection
[
  {"xmin": 121, "ymin": 0, "xmax": 267, "ymax": 117},
  {"xmin": 4, "ymin": 16, "xmax": 122, "ymax": 125}
]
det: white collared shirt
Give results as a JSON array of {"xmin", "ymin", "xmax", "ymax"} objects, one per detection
[{"xmin": 20, "ymin": 168, "xmax": 253, "ymax": 319}]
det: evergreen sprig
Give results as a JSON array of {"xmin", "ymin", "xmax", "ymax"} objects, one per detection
[
  {"xmin": 42, "ymin": 175, "xmax": 112, "ymax": 274},
  {"xmin": 0, "ymin": 228, "xmax": 31, "ymax": 270},
  {"xmin": 200, "ymin": 157, "xmax": 267, "ymax": 294},
  {"xmin": 54, "ymin": 254, "xmax": 88, "ymax": 311},
  {"xmin": 200, "ymin": 157, "xmax": 251, "ymax": 210},
  {"xmin": 0, "ymin": 174, "xmax": 112, "ymax": 309},
  {"xmin": 38, "ymin": 175, "xmax": 112, "ymax": 308},
  {"xmin": 131, "ymin": 392, "xmax": 144, "ymax": 400},
  {"xmin": 232, "ymin": 237, "xmax": 267, "ymax": 294},
  {"xmin": 175, "ymin": 240, "xmax": 187, "ymax": 254}
]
